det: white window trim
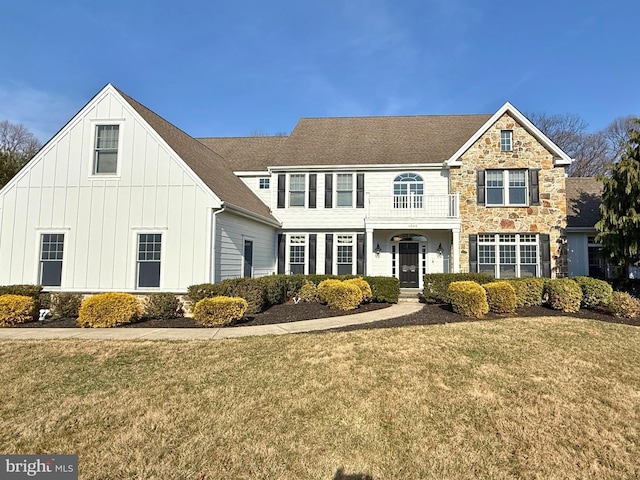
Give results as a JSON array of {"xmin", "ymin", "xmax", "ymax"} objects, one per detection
[
  {"xmin": 242, "ymin": 236, "xmax": 254, "ymax": 278},
  {"xmin": 132, "ymin": 229, "xmax": 165, "ymax": 290},
  {"xmin": 288, "ymin": 173, "xmax": 307, "ymax": 208},
  {"xmin": 335, "ymin": 173, "xmax": 355, "ymax": 208},
  {"xmin": 287, "ymin": 234, "xmax": 307, "ymax": 274},
  {"xmin": 89, "ymin": 119, "xmax": 124, "ymax": 179},
  {"xmin": 335, "ymin": 233, "xmax": 355, "ymax": 275},
  {"xmin": 259, "ymin": 178, "xmax": 270, "ymax": 189},
  {"xmin": 34, "ymin": 228, "xmax": 70, "ymax": 289},
  {"xmin": 485, "ymin": 169, "xmax": 529, "ymax": 207},
  {"xmin": 500, "ymin": 130, "xmax": 513, "ymax": 152},
  {"xmin": 477, "ymin": 233, "xmax": 540, "ymax": 278}
]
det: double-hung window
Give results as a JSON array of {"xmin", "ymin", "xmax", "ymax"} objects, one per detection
[
  {"xmin": 94, "ymin": 125, "xmax": 119, "ymax": 174},
  {"xmin": 289, "ymin": 174, "xmax": 306, "ymax": 207},
  {"xmin": 289, "ymin": 235, "xmax": 306, "ymax": 274},
  {"xmin": 478, "ymin": 233, "xmax": 539, "ymax": 278},
  {"xmin": 336, "ymin": 235, "xmax": 353, "ymax": 275},
  {"xmin": 501, "ymin": 130, "xmax": 513, "ymax": 151},
  {"xmin": 40, "ymin": 233, "xmax": 64, "ymax": 287},
  {"xmin": 137, "ymin": 234, "xmax": 162, "ymax": 288},
  {"xmin": 336, "ymin": 174, "xmax": 353, "ymax": 207},
  {"xmin": 486, "ymin": 170, "xmax": 527, "ymax": 206}
]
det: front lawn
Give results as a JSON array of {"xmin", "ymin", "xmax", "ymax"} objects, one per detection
[{"xmin": 2, "ymin": 317, "xmax": 640, "ymax": 479}]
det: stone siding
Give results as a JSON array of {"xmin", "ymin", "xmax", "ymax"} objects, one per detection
[{"xmin": 450, "ymin": 113, "xmax": 567, "ymax": 277}]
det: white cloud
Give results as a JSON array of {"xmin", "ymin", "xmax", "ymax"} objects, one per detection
[{"xmin": 0, "ymin": 83, "xmax": 80, "ymax": 142}]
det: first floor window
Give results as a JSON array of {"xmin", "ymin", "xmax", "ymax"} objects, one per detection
[
  {"xmin": 289, "ymin": 174, "xmax": 305, "ymax": 207},
  {"xmin": 478, "ymin": 233, "xmax": 538, "ymax": 278},
  {"xmin": 138, "ymin": 233, "xmax": 161, "ymax": 288},
  {"xmin": 289, "ymin": 235, "xmax": 306, "ymax": 274},
  {"xmin": 40, "ymin": 233, "xmax": 64, "ymax": 287},
  {"xmin": 337, "ymin": 235, "xmax": 353, "ymax": 275},
  {"xmin": 94, "ymin": 124, "xmax": 119, "ymax": 174},
  {"xmin": 587, "ymin": 236, "xmax": 606, "ymax": 278}
]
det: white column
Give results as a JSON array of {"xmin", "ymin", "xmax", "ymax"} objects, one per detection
[
  {"xmin": 452, "ymin": 227, "xmax": 460, "ymax": 273},
  {"xmin": 366, "ymin": 226, "xmax": 374, "ymax": 275}
]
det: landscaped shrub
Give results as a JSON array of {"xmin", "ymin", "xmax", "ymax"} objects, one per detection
[
  {"xmin": 187, "ymin": 279, "xmax": 266, "ymax": 314},
  {"xmin": 77, "ymin": 293, "xmax": 142, "ymax": 328},
  {"xmin": 144, "ymin": 292, "xmax": 182, "ymax": 319},
  {"xmin": 544, "ymin": 279, "xmax": 583, "ymax": 313},
  {"xmin": 423, "ymin": 273, "xmax": 495, "ymax": 304},
  {"xmin": 317, "ymin": 279, "xmax": 343, "ymax": 304},
  {"xmin": 297, "ymin": 281, "xmax": 320, "ymax": 303},
  {"xmin": 187, "ymin": 283, "xmax": 225, "ymax": 308},
  {"xmin": 193, "ymin": 296, "xmax": 248, "ymax": 327},
  {"xmin": 320, "ymin": 281, "xmax": 363, "ymax": 311},
  {"xmin": 50, "ymin": 293, "xmax": 83, "ymax": 318},
  {"xmin": 610, "ymin": 278, "xmax": 640, "ymax": 299},
  {"xmin": 0, "ymin": 294, "xmax": 35, "ymax": 327},
  {"xmin": 448, "ymin": 281, "xmax": 489, "ymax": 318},
  {"xmin": 260, "ymin": 274, "xmax": 307, "ymax": 306},
  {"xmin": 0, "ymin": 284, "xmax": 43, "ymax": 315},
  {"xmin": 608, "ymin": 291, "xmax": 640, "ymax": 318},
  {"xmin": 506, "ymin": 278, "xmax": 545, "ymax": 308},
  {"xmin": 344, "ymin": 277, "xmax": 372, "ymax": 303},
  {"xmin": 483, "ymin": 281, "xmax": 517, "ymax": 314},
  {"xmin": 363, "ymin": 276, "xmax": 400, "ymax": 303},
  {"xmin": 573, "ymin": 276, "xmax": 613, "ymax": 309}
]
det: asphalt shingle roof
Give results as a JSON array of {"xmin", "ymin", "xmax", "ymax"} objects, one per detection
[
  {"xmin": 198, "ymin": 136, "xmax": 288, "ymax": 171},
  {"xmin": 565, "ymin": 177, "xmax": 603, "ymax": 229}
]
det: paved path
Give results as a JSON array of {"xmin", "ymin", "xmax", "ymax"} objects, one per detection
[{"xmin": 0, "ymin": 302, "xmax": 423, "ymax": 341}]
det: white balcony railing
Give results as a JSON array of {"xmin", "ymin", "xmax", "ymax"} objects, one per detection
[{"xmin": 367, "ymin": 194, "xmax": 459, "ymax": 219}]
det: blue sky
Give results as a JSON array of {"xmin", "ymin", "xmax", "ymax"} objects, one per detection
[{"xmin": 1, "ymin": 0, "xmax": 638, "ymax": 142}]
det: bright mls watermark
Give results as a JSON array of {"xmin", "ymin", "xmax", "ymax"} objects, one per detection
[{"xmin": 1, "ymin": 455, "xmax": 77, "ymax": 479}]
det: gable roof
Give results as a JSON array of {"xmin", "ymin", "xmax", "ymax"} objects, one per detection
[
  {"xmin": 115, "ymin": 88, "xmax": 278, "ymax": 224},
  {"xmin": 446, "ymin": 102, "xmax": 574, "ymax": 167},
  {"xmin": 198, "ymin": 136, "xmax": 288, "ymax": 171},
  {"xmin": 275, "ymin": 114, "xmax": 492, "ymax": 168},
  {"xmin": 566, "ymin": 177, "xmax": 603, "ymax": 229}
]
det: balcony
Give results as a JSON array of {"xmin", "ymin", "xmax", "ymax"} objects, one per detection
[{"xmin": 366, "ymin": 194, "xmax": 459, "ymax": 221}]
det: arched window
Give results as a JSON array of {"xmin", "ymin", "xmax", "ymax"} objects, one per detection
[{"xmin": 394, "ymin": 173, "xmax": 424, "ymax": 209}]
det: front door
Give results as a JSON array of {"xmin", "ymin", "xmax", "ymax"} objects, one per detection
[{"xmin": 399, "ymin": 242, "xmax": 419, "ymax": 287}]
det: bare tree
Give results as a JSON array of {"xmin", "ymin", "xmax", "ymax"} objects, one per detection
[
  {"xmin": 603, "ymin": 115, "xmax": 636, "ymax": 160},
  {"xmin": 0, "ymin": 120, "xmax": 42, "ymax": 188}
]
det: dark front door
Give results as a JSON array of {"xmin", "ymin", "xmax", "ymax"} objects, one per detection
[
  {"xmin": 243, "ymin": 240, "xmax": 253, "ymax": 278},
  {"xmin": 399, "ymin": 242, "xmax": 419, "ymax": 287}
]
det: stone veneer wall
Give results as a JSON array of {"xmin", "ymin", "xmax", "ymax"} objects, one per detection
[{"xmin": 449, "ymin": 113, "xmax": 567, "ymax": 277}]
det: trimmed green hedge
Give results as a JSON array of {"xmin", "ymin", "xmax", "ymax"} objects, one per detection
[
  {"xmin": 573, "ymin": 276, "xmax": 613, "ymax": 309},
  {"xmin": 506, "ymin": 278, "xmax": 545, "ymax": 308},
  {"xmin": 423, "ymin": 273, "xmax": 495, "ymax": 304},
  {"xmin": 544, "ymin": 279, "xmax": 583, "ymax": 313}
]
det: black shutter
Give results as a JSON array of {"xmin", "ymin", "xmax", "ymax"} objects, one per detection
[
  {"xmin": 325, "ymin": 234, "xmax": 333, "ymax": 274},
  {"xmin": 469, "ymin": 234, "xmax": 478, "ymax": 273},
  {"xmin": 277, "ymin": 234, "xmax": 286, "ymax": 274},
  {"xmin": 357, "ymin": 234, "xmax": 365, "ymax": 275},
  {"xmin": 308, "ymin": 174, "xmax": 317, "ymax": 208},
  {"xmin": 529, "ymin": 169, "xmax": 540, "ymax": 206},
  {"xmin": 277, "ymin": 174, "xmax": 286, "ymax": 209},
  {"xmin": 356, "ymin": 173, "xmax": 365, "ymax": 208},
  {"xmin": 308, "ymin": 234, "xmax": 317, "ymax": 274},
  {"xmin": 325, "ymin": 173, "xmax": 333, "ymax": 208},
  {"xmin": 477, "ymin": 170, "xmax": 485, "ymax": 205},
  {"xmin": 540, "ymin": 233, "xmax": 551, "ymax": 278}
]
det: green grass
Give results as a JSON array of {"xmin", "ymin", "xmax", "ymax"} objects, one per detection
[{"xmin": 2, "ymin": 317, "xmax": 640, "ymax": 479}]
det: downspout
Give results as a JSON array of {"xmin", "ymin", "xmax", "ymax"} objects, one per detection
[{"xmin": 210, "ymin": 205, "xmax": 226, "ymax": 283}]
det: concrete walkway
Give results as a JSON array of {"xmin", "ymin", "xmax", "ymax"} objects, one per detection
[{"xmin": 0, "ymin": 302, "xmax": 424, "ymax": 341}]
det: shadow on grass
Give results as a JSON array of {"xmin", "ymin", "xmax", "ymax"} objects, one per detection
[{"xmin": 333, "ymin": 467, "xmax": 374, "ymax": 480}]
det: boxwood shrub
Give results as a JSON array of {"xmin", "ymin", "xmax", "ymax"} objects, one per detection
[
  {"xmin": 506, "ymin": 278, "xmax": 545, "ymax": 308},
  {"xmin": 50, "ymin": 293, "xmax": 83, "ymax": 319},
  {"xmin": 573, "ymin": 276, "xmax": 613, "ymax": 309},
  {"xmin": 344, "ymin": 278, "xmax": 372, "ymax": 303},
  {"xmin": 608, "ymin": 291, "xmax": 640, "ymax": 318},
  {"xmin": 318, "ymin": 280, "xmax": 363, "ymax": 311},
  {"xmin": 448, "ymin": 281, "xmax": 489, "ymax": 318},
  {"xmin": 144, "ymin": 292, "xmax": 182, "ymax": 319},
  {"xmin": 483, "ymin": 281, "xmax": 517, "ymax": 314},
  {"xmin": 544, "ymin": 279, "xmax": 583, "ymax": 313},
  {"xmin": 0, "ymin": 284, "xmax": 43, "ymax": 316},
  {"xmin": 297, "ymin": 281, "xmax": 320, "ymax": 303},
  {"xmin": 363, "ymin": 276, "xmax": 400, "ymax": 303},
  {"xmin": 423, "ymin": 273, "xmax": 495, "ymax": 304}
]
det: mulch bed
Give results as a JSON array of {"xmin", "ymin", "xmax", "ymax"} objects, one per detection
[{"xmin": 13, "ymin": 301, "xmax": 640, "ymax": 331}]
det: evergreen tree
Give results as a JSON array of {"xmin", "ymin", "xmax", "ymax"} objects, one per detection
[{"xmin": 595, "ymin": 119, "xmax": 640, "ymax": 270}]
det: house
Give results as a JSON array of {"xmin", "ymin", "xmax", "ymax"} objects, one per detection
[{"xmin": 0, "ymin": 84, "xmax": 575, "ymax": 293}]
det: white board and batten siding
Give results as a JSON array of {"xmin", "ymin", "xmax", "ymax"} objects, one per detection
[{"xmin": 0, "ymin": 87, "xmax": 219, "ymax": 292}]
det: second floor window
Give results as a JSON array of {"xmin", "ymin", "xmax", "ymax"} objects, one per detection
[
  {"xmin": 501, "ymin": 130, "xmax": 513, "ymax": 151},
  {"xmin": 486, "ymin": 170, "xmax": 527, "ymax": 206},
  {"xmin": 336, "ymin": 174, "xmax": 353, "ymax": 207},
  {"xmin": 94, "ymin": 125, "xmax": 119, "ymax": 174},
  {"xmin": 259, "ymin": 178, "xmax": 270, "ymax": 189},
  {"xmin": 393, "ymin": 173, "xmax": 424, "ymax": 209},
  {"xmin": 289, "ymin": 174, "xmax": 305, "ymax": 207}
]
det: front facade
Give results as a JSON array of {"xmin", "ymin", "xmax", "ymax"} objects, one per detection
[{"xmin": 0, "ymin": 85, "xmax": 575, "ymax": 293}]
